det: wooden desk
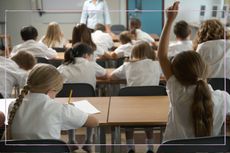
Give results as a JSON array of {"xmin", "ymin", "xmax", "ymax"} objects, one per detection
[
  {"xmin": 108, "ymin": 96, "xmax": 169, "ymax": 126},
  {"xmin": 55, "ymin": 97, "xmax": 110, "ymax": 125}
]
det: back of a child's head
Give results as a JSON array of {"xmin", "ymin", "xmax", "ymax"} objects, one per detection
[
  {"xmin": 129, "ymin": 18, "xmax": 141, "ymax": 38},
  {"xmin": 7, "ymin": 64, "xmax": 63, "ymax": 134},
  {"xmin": 193, "ymin": 19, "xmax": 230, "ymax": 50},
  {"xmin": 95, "ymin": 23, "xmax": 106, "ymax": 32},
  {"xmin": 172, "ymin": 51, "xmax": 213, "ymax": 137},
  {"xmin": 72, "ymin": 24, "xmax": 96, "ymax": 50},
  {"xmin": 64, "ymin": 42, "xmax": 93, "ymax": 65},
  {"xmin": 131, "ymin": 41, "xmax": 152, "ymax": 60},
  {"xmin": 119, "ymin": 31, "xmax": 132, "ymax": 44},
  {"xmin": 43, "ymin": 22, "xmax": 62, "ymax": 47},
  {"xmin": 174, "ymin": 20, "xmax": 191, "ymax": 40},
  {"xmin": 20, "ymin": 26, "xmax": 38, "ymax": 41},
  {"xmin": 11, "ymin": 51, "xmax": 37, "ymax": 71}
]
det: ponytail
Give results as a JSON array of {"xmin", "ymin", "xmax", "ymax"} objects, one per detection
[
  {"xmin": 64, "ymin": 48, "xmax": 75, "ymax": 65},
  {"xmin": 6, "ymin": 85, "xmax": 30, "ymax": 139},
  {"xmin": 192, "ymin": 80, "xmax": 213, "ymax": 137},
  {"xmin": 129, "ymin": 18, "xmax": 141, "ymax": 40}
]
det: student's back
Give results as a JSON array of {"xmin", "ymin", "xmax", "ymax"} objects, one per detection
[{"xmin": 11, "ymin": 26, "xmax": 57, "ymax": 59}]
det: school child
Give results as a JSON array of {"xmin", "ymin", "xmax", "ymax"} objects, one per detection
[
  {"xmin": 0, "ymin": 51, "xmax": 36, "ymax": 98},
  {"xmin": 129, "ymin": 18, "xmax": 155, "ymax": 45},
  {"xmin": 110, "ymin": 41, "xmax": 161, "ymax": 153},
  {"xmin": 104, "ymin": 31, "xmax": 133, "ymax": 59},
  {"xmin": 7, "ymin": 64, "xmax": 98, "ymax": 140},
  {"xmin": 168, "ymin": 20, "xmax": 193, "ymax": 57},
  {"xmin": 91, "ymin": 23, "xmax": 114, "ymax": 53},
  {"xmin": 10, "ymin": 26, "xmax": 57, "ymax": 59},
  {"xmin": 193, "ymin": 19, "xmax": 230, "ymax": 79},
  {"xmin": 40, "ymin": 22, "xmax": 68, "ymax": 48},
  {"xmin": 57, "ymin": 42, "xmax": 107, "ymax": 89},
  {"xmin": 158, "ymin": 2, "xmax": 230, "ymax": 141},
  {"xmin": 0, "ymin": 111, "xmax": 5, "ymax": 138}
]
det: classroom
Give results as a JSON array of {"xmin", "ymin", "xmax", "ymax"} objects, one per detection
[{"xmin": 0, "ymin": 0, "xmax": 230, "ymax": 153}]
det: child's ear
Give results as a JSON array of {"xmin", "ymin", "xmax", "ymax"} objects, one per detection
[{"xmin": 47, "ymin": 90, "xmax": 57, "ymax": 99}]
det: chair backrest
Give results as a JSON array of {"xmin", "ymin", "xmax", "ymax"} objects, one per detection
[
  {"xmin": 52, "ymin": 47, "xmax": 66, "ymax": 52},
  {"xmin": 56, "ymin": 83, "xmax": 96, "ymax": 97},
  {"xmin": 36, "ymin": 57, "xmax": 49, "ymax": 64},
  {"xmin": 157, "ymin": 136, "xmax": 230, "ymax": 153},
  {"xmin": 0, "ymin": 139, "xmax": 70, "ymax": 152},
  {"xmin": 48, "ymin": 59, "xmax": 63, "ymax": 68},
  {"xmin": 0, "ymin": 93, "xmax": 3, "ymax": 98},
  {"xmin": 111, "ymin": 24, "xmax": 126, "ymax": 35},
  {"xmin": 208, "ymin": 78, "xmax": 230, "ymax": 94},
  {"xmin": 119, "ymin": 86, "xmax": 167, "ymax": 96}
]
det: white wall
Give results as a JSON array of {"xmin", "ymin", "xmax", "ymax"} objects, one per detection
[{"xmin": 0, "ymin": 0, "xmax": 127, "ymax": 46}]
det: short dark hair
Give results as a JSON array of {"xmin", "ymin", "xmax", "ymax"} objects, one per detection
[
  {"xmin": 173, "ymin": 20, "xmax": 191, "ymax": 40},
  {"xmin": 20, "ymin": 26, "xmax": 38, "ymax": 41},
  {"xmin": 95, "ymin": 23, "xmax": 106, "ymax": 32}
]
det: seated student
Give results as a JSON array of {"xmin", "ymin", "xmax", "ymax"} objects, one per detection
[
  {"xmin": 168, "ymin": 20, "xmax": 193, "ymax": 57},
  {"xmin": 104, "ymin": 31, "xmax": 133, "ymax": 59},
  {"xmin": 11, "ymin": 26, "xmax": 57, "ymax": 59},
  {"xmin": 193, "ymin": 19, "xmax": 230, "ymax": 79},
  {"xmin": 6, "ymin": 64, "xmax": 98, "ymax": 140},
  {"xmin": 0, "ymin": 111, "xmax": 5, "ymax": 138},
  {"xmin": 158, "ymin": 2, "xmax": 230, "ymax": 142},
  {"xmin": 39, "ymin": 22, "xmax": 68, "ymax": 48},
  {"xmin": 57, "ymin": 42, "xmax": 107, "ymax": 89},
  {"xmin": 0, "ymin": 51, "xmax": 36, "ymax": 98},
  {"xmin": 110, "ymin": 41, "xmax": 161, "ymax": 153},
  {"xmin": 91, "ymin": 23, "xmax": 114, "ymax": 53},
  {"xmin": 129, "ymin": 18, "xmax": 155, "ymax": 45}
]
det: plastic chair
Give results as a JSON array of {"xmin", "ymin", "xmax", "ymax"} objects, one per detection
[
  {"xmin": 56, "ymin": 83, "xmax": 96, "ymax": 97},
  {"xmin": 36, "ymin": 57, "xmax": 49, "ymax": 64},
  {"xmin": 157, "ymin": 136, "xmax": 230, "ymax": 153},
  {"xmin": 111, "ymin": 24, "xmax": 126, "ymax": 35},
  {"xmin": 52, "ymin": 47, "xmax": 66, "ymax": 52},
  {"xmin": 49, "ymin": 59, "xmax": 63, "ymax": 68},
  {"xmin": 119, "ymin": 85, "xmax": 167, "ymax": 96},
  {"xmin": 208, "ymin": 78, "xmax": 230, "ymax": 94},
  {"xmin": 0, "ymin": 139, "xmax": 71, "ymax": 152}
]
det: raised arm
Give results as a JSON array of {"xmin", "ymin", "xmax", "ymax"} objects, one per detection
[{"xmin": 157, "ymin": 2, "xmax": 179, "ymax": 80}]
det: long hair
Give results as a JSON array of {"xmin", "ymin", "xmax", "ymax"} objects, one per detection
[
  {"xmin": 63, "ymin": 42, "xmax": 94, "ymax": 65},
  {"xmin": 42, "ymin": 22, "xmax": 64, "ymax": 48},
  {"xmin": 193, "ymin": 19, "xmax": 230, "ymax": 50},
  {"xmin": 6, "ymin": 64, "xmax": 63, "ymax": 139},
  {"xmin": 172, "ymin": 51, "xmax": 213, "ymax": 137},
  {"xmin": 130, "ymin": 41, "xmax": 153, "ymax": 61},
  {"xmin": 72, "ymin": 24, "xmax": 96, "ymax": 50}
]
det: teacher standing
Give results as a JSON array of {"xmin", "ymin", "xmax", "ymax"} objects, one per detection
[{"xmin": 80, "ymin": 0, "xmax": 112, "ymax": 33}]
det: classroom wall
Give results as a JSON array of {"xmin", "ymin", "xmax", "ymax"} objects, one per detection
[{"xmin": 0, "ymin": 0, "xmax": 127, "ymax": 46}]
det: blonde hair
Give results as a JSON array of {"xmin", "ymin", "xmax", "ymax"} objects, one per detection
[
  {"xmin": 42, "ymin": 22, "xmax": 64, "ymax": 48},
  {"xmin": 6, "ymin": 64, "xmax": 63, "ymax": 139},
  {"xmin": 130, "ymin": 41, "xmax": 154, "ymax": 61},
  {"xmin": 119, "ymin": 31, "xmax": 132, "ymax": 44},
  {"xmin": 172, "ymin": 51, "xmax": 213, "ymax": 137},
  {"xmin": 193, "ymin": 19, "xmax": 230, "ymax": 50},
  {"xmin": 11, "ymin": 51, "xmax": 37, "ymax": 70}
]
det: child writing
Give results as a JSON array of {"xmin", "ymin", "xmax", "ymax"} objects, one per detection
[
  {"xmin": 6, "ymin": 64, "xmax": 98, "ymax": 140},
  {"xmin": 40, "ymin": 22, "xmax": 68, "ymax": 48},
  {"xmin": 11, "ymin": 26, "xmax": 57, "ymax": 59},
  {"xmin": 158, "ymin": 2, "xmax": 230, "ymax": 141},
  {"xmin": 193, "ymin": 19, "xmax": 230, "ymax": 79},
  {"xmin": 110, "ymin": 41, "xmax": 161, "ymax": 153},
  {"xmin": 168, "ymin": 20, "xmax": 193, "ymax": 57}
]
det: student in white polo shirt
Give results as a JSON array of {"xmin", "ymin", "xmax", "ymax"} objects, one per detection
[
  {"xmin": 7, "ymin": 64, "xmax": 98, "ymax": 142},
  {"xmin": 11, "ymin": 26, "xmax": 57, "ymax": 59},
  {"xmin": 193, "ymin": 19, "xmax": 230, "ymax": 79},
  {"xmin": 110, "ymin": 41, "xmax": 161, "ymax": 153},
  {"xmin": 168, "ymin": 20, "xmax": 193, "ymax": 57}
]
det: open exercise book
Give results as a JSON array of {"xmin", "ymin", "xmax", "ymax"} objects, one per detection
[{"xmin": 72, "ymin": 100, "xmax": 100, "ymax": 114}]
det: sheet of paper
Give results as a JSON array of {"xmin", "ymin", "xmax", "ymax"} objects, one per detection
[{"xmin": 72, "ymin": 100, "xmax": 100, "ymax": 114}]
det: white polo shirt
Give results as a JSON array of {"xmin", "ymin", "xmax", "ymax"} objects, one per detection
[
  {"xmin": 164, "ymin": 75, "xmax": 230, "ymax": 142},
  {"xmin": 0, "ymin": 56, "xmax": 27, "ymax": 98},
  {"xmin": 111, "ymin": 59, "xmax": 161, "ymax": 86},
  {"xmin": 11, "ymin": 40, "xmax": 57, "ymax": 59},
  {"xmin": 57, "ymin": 57, "xmax": 106, "ymax": 89},
  {"xmin": 10, "ymin": 93, "xmax": 88, "ymax": 139},
  {"xmin": 114, "ymin": 42, "xmax": 133, "ymax": 58},
  {"xmin": 80, "ymin": 0, "xmax": 111, "ymax": 29},
  {"xmin": 168, "ymin": 40, "xmax": 193, "ymax": 57},
  {"xmin": 135, "ymin": 29, "xmax": 155, "ymax": 44},
  {"xmin": 196, "ymin": 39, "xmax": 230, "ymax": 79}
]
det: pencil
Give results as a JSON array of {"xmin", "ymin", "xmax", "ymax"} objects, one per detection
[{"xmin": 68, "ymin": 89, "xmax": 73, "ymax": 104}]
